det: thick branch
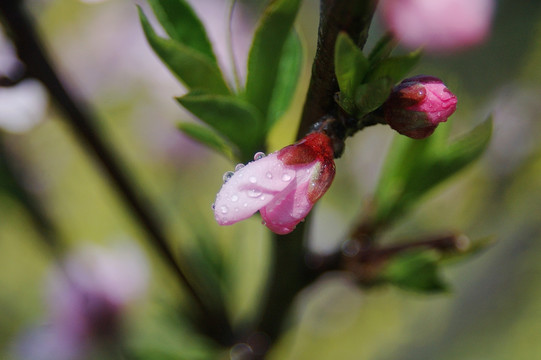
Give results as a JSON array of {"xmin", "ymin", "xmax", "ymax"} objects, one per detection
[
  {"xmin": 0, "ymin": 1, "xmax": 234, "ymax": 345},
  {"xmin": 297, "ymin": 0, "xmax": 377, "ymax": 138}
]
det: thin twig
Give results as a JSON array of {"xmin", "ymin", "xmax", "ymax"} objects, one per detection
[{"xmin": 0, "ymin": 1, "xmax": 234, "ymax": 345}]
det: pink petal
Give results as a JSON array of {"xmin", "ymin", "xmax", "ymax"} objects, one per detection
[{"xmin": 214, "ymin": 153, "xmax": 296, "ymax": 225}]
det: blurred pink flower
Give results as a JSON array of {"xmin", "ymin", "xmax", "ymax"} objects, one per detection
[
  {"xmin": 380, "ymin": 0, "xmax": 495, "ymax": 53},
  {"xmin": 214, "ymin": 133, "xmax": 335, "ymax": 234},
  {"xmin": 16, "ymin": 241, "xmax": 148, "ymax": 360},
  {"xmin": 383, "ymin": 75, "xmax": 457, "ymax": 139}
]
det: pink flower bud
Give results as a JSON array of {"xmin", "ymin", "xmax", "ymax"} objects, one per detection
[
  {"xmin": 214, "ymin": 133, "xmax": 335, "ymax": 234},
  {"xmin": 380, "ymin": 0, "xmax": 495, "ymax": 53},
  {"xmin": 383, "ymin": 75, "xmax": 457, "ymax": 139}
]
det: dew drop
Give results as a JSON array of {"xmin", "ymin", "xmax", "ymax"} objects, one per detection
[
  {"xmin": 211, "ymin": 203, "xmax": 215, "ymax": 210},
  {"xmin": 247, "ymin": 189, "xmax": 262, "ymax": 198},
  {"xmin": 261, "ymin": 220, "xmax": 267, "ymax": 225},
  {"xmin": 220, "ymin": 205, "xmax": 228, "ymax": 214},
  {"xmin": 235, "ymin": 163, "xmax": 245, "ymax": 171},
  {"xmin": 222, "ymin": 171, "xmax": 234, "ymax": 183},
  {"xmin": 281, "ymin": 174, "xmax": 292, "ymax": 182},
  {"xmin": 253, "ymin": 152, "xmax": 265, "ymax": 161},
  {"xmin": 243, "ymin": 202, "xmax": 248, "ymax": 207},
  {"xmin": 260, "ymin": 196, "xmax": 266, "ymax": 201},
  {"xmin": 249, "ymin": 176, "xmax": 257, "ymax": 184},
  {"xmin": 265, "ymin": 171, "xmax": 273, "ymax": 179},
  {"xmin": 231, "ymin": 195, "xmax": 239, "ymax": 202}
]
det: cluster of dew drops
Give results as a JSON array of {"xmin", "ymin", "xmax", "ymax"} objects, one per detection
[{"xmin": 211, "ymin": 152, "xmax": 267, "ymax": 213}]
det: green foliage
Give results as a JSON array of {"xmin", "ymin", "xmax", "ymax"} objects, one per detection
[
  {"xmin": 138, "ymin": 7, "xmax": 230, "ymax": 95},
  {"xmin": 266, "ymin": 30, "xmax": 304, "ymax": 130},
  {"xmin": 148, "ymin": 0, "xmax": 217, "ymax": 63},
  {"xmin": 140, "ymin": 0, "xmax": 305, "ymax": 161},
  {"xmin": 374, "ymin": 118, "xmax": 493, "ymax": 226},
  {"xmin": 382, "ymin": 250, "xmax": 448, "ymax": 293},
  {"xmin": 334, "ymin": 33, "xmax": 421, "ymax": 118},
  {"xmin": 244, "ymin": 0, "xmax": 302, "ymax": 119},
  {"xmin": 335, "ymin": 32, "xmax": 369, "ymax": 112},
  {"xmin": 176, "ymin": 122, "xmax": 234, "ymax": 160},
  {"xmin": 177, "ymin": 92, "xmax": 264, "ymax": 160}
]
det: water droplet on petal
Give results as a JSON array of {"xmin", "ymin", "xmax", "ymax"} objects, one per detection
[
  {"xmin": 249, "ymin": 176, "xmax": 257, "ymax": 184},
  {"xmin": 265, "ymin": 172, "xmax": 273, "ymax": 179},
  {"xmin": 231, "ymin": 195, "xmax": 239, "ymax": 202},
  {"xmin": 247, "ymin": 189, "xmax": 262, "ymax": 198},
  {"xmin": 235, "ymin": 163, "xmax": 245, "ymax": 171},
  {"xmin": 234, "ymin": 208, "xmax": 239, "ymax": 212},
  {"xmin": 243, "ymin": 203, "xmax": 248, "ymax": 207},
  {"xmin": 260, "ymin": 196, "xmax": 265, "ymax": 201},
  {"xmin": 220, "ymin": 206, "xmax": 228, "ymax": 214},
  {"xmin": 223, "ymin": 171, "xmax": 235, "ymax": 183},
  {"xmin": 254, "ymin": 152, "xmax": 265, "ymax": 161},
  {"xmin": 281, "ymin": 174, "xmax": 292, "ymax": 182},
  {"xmin": 211, "ymin": 203, "xmax": 215, "ymax": 210},
  {"xmin": 261, "ymin": 220, "xmax": 267, "ymax": 225}
]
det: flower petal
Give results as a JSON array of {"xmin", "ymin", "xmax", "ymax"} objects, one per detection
[{"xmin": 214, "ymin": 153, "xmax": 296, "ymax": 225}]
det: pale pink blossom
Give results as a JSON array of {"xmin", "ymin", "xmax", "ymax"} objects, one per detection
[
  {"xmin": 383, "ymin": 75, "xmax": 457, "ymax": 139},
  {"xmin": 16, "ymin": 241, "xmax": 149, "ymax": 360},
  {"xmin": 214, "ymin": 133, "xmax": 335, "ymax": 234},
  {"xmin": 380, "ymin": 0, "xmax": 495, "ymax": 53}
]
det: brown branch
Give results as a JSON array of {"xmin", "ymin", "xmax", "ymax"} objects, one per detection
[
  {"xmin": 0, "ymin": 0, "xmax": 234, "ymax": 345},
  {"xmin": 297, "ymin": 0, "xmax": 377, "ymax": 139}
]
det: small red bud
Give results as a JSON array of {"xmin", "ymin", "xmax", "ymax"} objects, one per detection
[{"xmin": 383, "ymin": 75, "xmax": 457, "ymax": 139}]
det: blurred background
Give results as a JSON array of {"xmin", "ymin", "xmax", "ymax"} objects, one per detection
[{"xmin": 1, "ymin": 0, "xmax": 541, "ymax": 359}]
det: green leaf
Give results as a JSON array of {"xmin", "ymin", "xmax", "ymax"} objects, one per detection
[
  {"xmin": 148, "ymin": 0, "xmax": 217, "ymax": 63},
  {"xmin": 368, "ymin": 32, "xmax": 396, "ymax": 64},
  {"xmin": 366, "ymin": 49, "xmax": 422, "ymax": 83},
  {"xmin": 266, "ymin": 30, "xmax": 304, "ymax": 130},
  {"xmin": 374, "ymin": 118, "xmax": 493, "ymax": 226},
  {"xmin": 177, "ymin": 92, "xmax": 264, "ymax": 160},
  {"xmin": 177, "ymin": 122, "xmax": 234, "ymax": 159},
  {"xmin": 354, "ymin": 77, "xmax": 393, "ymax": 116},
  {"xmin": 139, "ymin": 7, "xmax": 230, "ymax": 95},
  {"xmin": 244, "ymin": 0, "xmax": 302, "ymax": 117},
  {"xmin": 382, "ymin": 250, "xmax": 448, "ymax": 293},
  {"xmin": 335, "ymin": 32, "xmax": 370, "ymax": 105}
]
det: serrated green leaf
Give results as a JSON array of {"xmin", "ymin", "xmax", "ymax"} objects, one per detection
[
  {"xmin": 139, "ymin": 7, "xmax": 230, "ymax": 95},
  {"xmin": 177, "ymin": 92, "xmax": 264, "ymax": 160},
  {"xmin": 244, "ymin": 0, "xmax": 302, "ymax": 117},
  {"xmin": 148, "ymin": 0, "xmax": 217, "ymax": 63},
  {"xmin": 354, "ymin": 77, "xmax": 393, "ymax": 116},
  {"xmin": 374, "ymin": 118, "xmax": 493, "ymax": 226},
  {"xmin": 335, "ymin": 32, "xmax": 370, "ymax": 104},
  {"xmin": 266, "ymin": 30, "xmax": 303, "ymax": 130},
  {"xmin": 382, "ymin": 250, "xmax": 448, "ymax": 293},
  {"xmin": 366, "ymin": 49, "xmax": 422, "ymax": 83},
  {"xmin": 177, "ymin": 122, "xmax": 234, "ymax": 159}
]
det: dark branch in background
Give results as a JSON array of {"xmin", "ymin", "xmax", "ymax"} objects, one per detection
[
  {"xmin": 0, "ymin": 135, "xmax": 63, "ymax": 258},
  {"xmin": 257, "ymin": 0, "xmax": 378, "ymax": 347},
  {"xmin": 0, "ymin": 0, "xmax": 234, "ymax": 346}
]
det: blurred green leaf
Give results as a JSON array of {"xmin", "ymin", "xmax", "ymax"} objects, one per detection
[
  {"xmin": 177, "ymin": 92, "xmax": 264, "ymax": 160},
  {"xmin": 244, "ymin": 0, "xmax": 302, "ymax": 117},
  {"xmin": 148, "ymin": 0, "xmax": 217, "ymax": 63},
  {"xmin": 374, "ymin": 118, "xmax": 493, "ymax": 226},
  {"xmin": 139, "ymin": 7, "xmax": 230, "ymax": 95},
  {"xmin": 366, "ymin": 49, "xmax": 422, "ymax": 83},
  {"xmin": 382, "ymin": 250, "xmax": 448, "ymax": 293},
  {"xmin": 354, "ymin": 77, "xmax": 393, "ymax": 116},
  {"xmin": 177, "ymin": 122, "xmax": 234, "ymax": 159},
  {"xmin": 266, "ymin": 30, "xmax": 304, "ymax": 130},
  {"xmin": 335, "ymin": 32, "xmax": 369, "ymax": 110},
  {"xmin": 368, "ymin": 32, "xmax": 396, "ymax": 64}
]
